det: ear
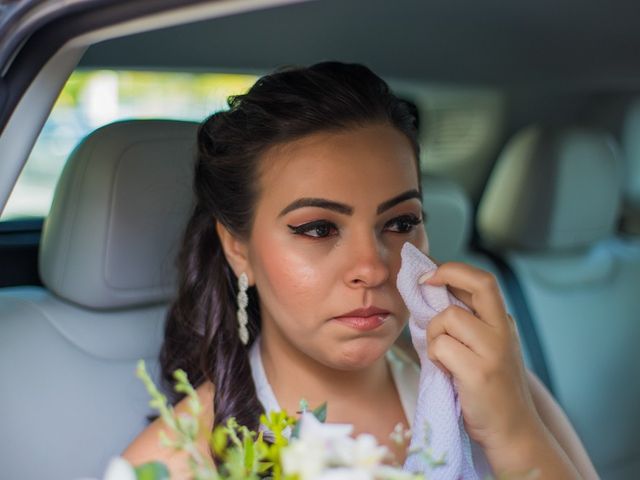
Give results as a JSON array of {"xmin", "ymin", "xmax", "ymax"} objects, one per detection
[{"xmin": 216, "ymin": 221, "xmax": 254, "ymax": 284}]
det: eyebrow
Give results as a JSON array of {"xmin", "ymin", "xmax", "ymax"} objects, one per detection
[{"xmin": 278, "ymin": 189, "xmax": 422, "ymax": 217}]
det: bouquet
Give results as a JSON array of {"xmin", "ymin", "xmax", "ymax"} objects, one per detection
[{"xmin": 94, "ymin": 361, "xmax": 537, "ymax": 480}]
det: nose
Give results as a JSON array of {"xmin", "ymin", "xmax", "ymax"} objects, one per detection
[{"xmin": 343, "ymin": 230, "xmax": 390, "ymax": 289}]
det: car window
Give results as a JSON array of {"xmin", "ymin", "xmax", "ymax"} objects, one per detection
[{"xmin": 0, "ymin": 69, "xmax": 258, "ymax": 222}]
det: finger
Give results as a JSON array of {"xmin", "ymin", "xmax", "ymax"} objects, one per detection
[
  {"xmin": 507, "ymin": 314, "xmax": 525, "ymax": 351},
  {"xmin": 445, "ymin": 285, "xmax": 475, "ymax": 315},
  {"xmin": 422, "ymin": 262, "xmax": 507, "ymax": 329},
  {"xmin": 431, "ymin": 357, "xmax": 451, "ymax": 378},
  {"xmin": 419, "ymin": 267, "xmax": 473, "ymax": 309},
  {"xmin": 419, "ymin": 271, "xmax": 475, "ymax": 317},
  {"xmin": 427, "ymin": 305, "xmax": 495, "ymax": 358},
  {"xmin": 429, "ymin": 333, "xmax": 480, "ymax": 386}
]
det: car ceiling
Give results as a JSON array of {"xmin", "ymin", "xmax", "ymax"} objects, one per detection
[{"xmin": 77, "ymin": 0, "xmax": 640, "ymax": 90}]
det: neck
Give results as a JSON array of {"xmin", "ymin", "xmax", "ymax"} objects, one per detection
[{"xmin": 257, "ymin": 324, "xmax": 393, "ymax": 420}]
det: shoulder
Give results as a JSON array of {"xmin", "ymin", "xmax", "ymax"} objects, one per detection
[
  {"xmin": 121, "ymin": 380, "xmax": 216, "ymax": 477},
  {"xmin": 525, "ymin": 369, "xmax": 599, "ymax": 480}
]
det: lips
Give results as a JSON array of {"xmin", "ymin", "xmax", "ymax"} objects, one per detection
[
  {"xmin": 334, "ymin": 306, "xmax": 390, "ymax": 318},
  {"xmin": 333, "ymin": 306, "xmax": 391, "ymax": 331}
]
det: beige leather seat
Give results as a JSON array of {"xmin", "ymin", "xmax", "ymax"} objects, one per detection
[
  {"xmin": 0, "ymin": 119, "xmax": 199, "ymax": 479},
  {"xmin": 478, "ymin": 125, "xmax": 639, "ymax": 480},
  {"xmin": 421, "ymin": 174, "xmax": 473, "ymax": 262}
]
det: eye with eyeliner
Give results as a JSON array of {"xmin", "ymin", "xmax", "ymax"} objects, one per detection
[{"xmin": 287, "ymin": 213, "xmax": 422, "ymax": 239}]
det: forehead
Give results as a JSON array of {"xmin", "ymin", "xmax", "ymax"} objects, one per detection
[{"xmin": 256, "ymin": 123, "xmax": 419, "ymax": 209}]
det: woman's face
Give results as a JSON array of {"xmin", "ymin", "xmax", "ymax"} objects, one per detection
[{"xmin": 246, "ymin": 122, "xmax": 429, "ymax": 370}]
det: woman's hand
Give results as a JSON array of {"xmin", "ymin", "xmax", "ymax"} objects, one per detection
[{"xmin": 421, "ymin": 261, "xmax": 543, "ymax": 453}]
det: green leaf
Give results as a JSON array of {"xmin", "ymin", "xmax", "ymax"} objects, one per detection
[
  {"xmin": 211, "ymin": 426, "xmax": 228, "ymax": 457},
  {"xmin": 173, "ymin": 369, "xmax": 202, "ymax": 417},
  {"xmin": 243, "ymin": 433, "xmax": 255, "ymax": 470},
  {"xmin": 290, "ymin": 420, "xmax": 301, "ymax": 439},
  {"xmin": 134, "ymin": 461, "xmax": 170, "ymax": 480},
  {"xmin": 224, "ymin": 447, "xmax": 246, "ymax": 480},
  {"xmin": 257, "ymin": 461, "xmax": 273, "ymax": 473},
  {"xmin": 176, "ymin": 413, "xmax": 199, "ymax": 438},
  {"xmin": 312, "ymin": 402, "xmax": 327, "ymax": 422}
]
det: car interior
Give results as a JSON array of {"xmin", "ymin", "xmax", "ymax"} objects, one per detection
[{"xmin": 0, "ymin": 1, "xmax": 639, "ymax": 479}]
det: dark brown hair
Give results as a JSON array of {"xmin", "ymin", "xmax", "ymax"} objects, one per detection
[{"xmin": 158, "ymin": 60, "xmax": 421, "ymax": 456}]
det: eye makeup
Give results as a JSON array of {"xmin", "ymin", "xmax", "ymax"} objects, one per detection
[{"xmin": 287, "ymin": 212, "xmax": 423, "ymax": 239}]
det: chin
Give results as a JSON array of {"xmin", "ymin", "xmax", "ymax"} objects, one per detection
[{"xmin": 333, "ymin": 335, "xmax": 392, "ymax": 370}]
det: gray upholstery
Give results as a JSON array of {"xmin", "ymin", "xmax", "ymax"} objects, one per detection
[
  {"xmin": 621, "ymin": 99, "xmax": 640, "ymax": 234},
  {"xmin": 0, "ymin": 120, "xmax": 199, "ymax": 480},
  {"xmin": 421, "ymin": 174, "xmax": 472, "ymax": 262},
  {"xmin": 478, "ymin": 125, "xmax": 623, "ymax": 250},
  {"xmin": 40, "ymin": 120, "xmax": 197, "ymax": 309},
  {"xmin": 478, "ymin": 125, "xmax": 640, "ymax": 480}
]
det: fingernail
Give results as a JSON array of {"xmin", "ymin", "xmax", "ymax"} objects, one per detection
[{"xmin": 418, "ymin": 271, "xmax": 435, "ymax": 284}]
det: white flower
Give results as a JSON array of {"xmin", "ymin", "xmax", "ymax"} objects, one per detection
[
  {"xmin": 282, "ymin": 412, "xmax": 355, "ymax": 478},
  {"xmin": 102, "ymin": 457, "xmax": 136, "ymax": 480},
  {"xmin": 389, "ymin": 422, "xmax": 412, "ymax": 446},
  {"xmin": 282, "ymin": 412, "xmax": 396, "ymax": 480},
  {"xmin": 351, "ymin": 433, "xmax": 390, "ymax": 470},
  {"xmin": 281, "ymin": 433, "xmax": 328, "ymax": 479},
  {"xmin": 316, "ymin": 467, "xmax": 374, "ymax": 480},
  {"xmin": 298, "ymin": 410, "xmax": 354, "ymax": 442}
]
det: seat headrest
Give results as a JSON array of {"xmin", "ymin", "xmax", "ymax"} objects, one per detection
[
  {"xmin": 421, "ymin": 175, "xmax": 472, "ymax": 261},
  {"xmin": 39, "ymin": 120, "xmax": 198, "ymax": 310},
  {"xmin": 621, "ymin": 99, "xmax": 640, "ymax": 233},
  {"xmin": 478, "ymin": 125, "xmax": 623, "ymax": 250}
]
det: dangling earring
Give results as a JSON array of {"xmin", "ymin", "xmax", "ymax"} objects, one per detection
[{"xmin": 237, "ymin": 272, "xmax": 249, "ymax": 345}]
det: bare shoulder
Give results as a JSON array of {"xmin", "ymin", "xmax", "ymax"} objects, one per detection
[
  {"xmin": 525, "ymin": 369, "xmax": 600, "ymax": 480},
  {"xmin": 121, "ymin": 380, "xmax": 216, "ymax": 477}
]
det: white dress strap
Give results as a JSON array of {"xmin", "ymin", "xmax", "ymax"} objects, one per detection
[
  {"xmin": 387, "ymin": 344, "xmax": 420, "ymax": 424},
  {"xmin": 248, "ymin": 336, "xmax": 292, "ymax": 438},
  {"xmin": 249, "ymin": 336, "xmax": 281, "ymax": 414}
]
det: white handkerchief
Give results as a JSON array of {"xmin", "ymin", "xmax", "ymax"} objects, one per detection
[{"xmin": 397, "ymin": 241, "xmax": 480, "ymax": 480}]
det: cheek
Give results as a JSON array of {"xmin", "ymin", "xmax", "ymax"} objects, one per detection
[{"xmin": 251, "ymin": 234, "xmax": 331, "ymax": 318}]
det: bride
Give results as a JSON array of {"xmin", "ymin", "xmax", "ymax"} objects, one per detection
[{"xmin": 122, "ymin": 61, "xmax": 597, "ymax": 480}]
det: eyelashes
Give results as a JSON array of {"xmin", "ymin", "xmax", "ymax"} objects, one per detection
[{"xmin": 287, "ymin": 214, "xmax": 423, "ymax": 239}]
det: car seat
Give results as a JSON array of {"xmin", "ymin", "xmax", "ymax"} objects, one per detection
[
  {"xmin": 477, "ymin": 124, "xmax": 640, "ymax": 480},
  {"xmin": 0, "ymin": 119, "xmax": 199, "ymax": 480}
]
